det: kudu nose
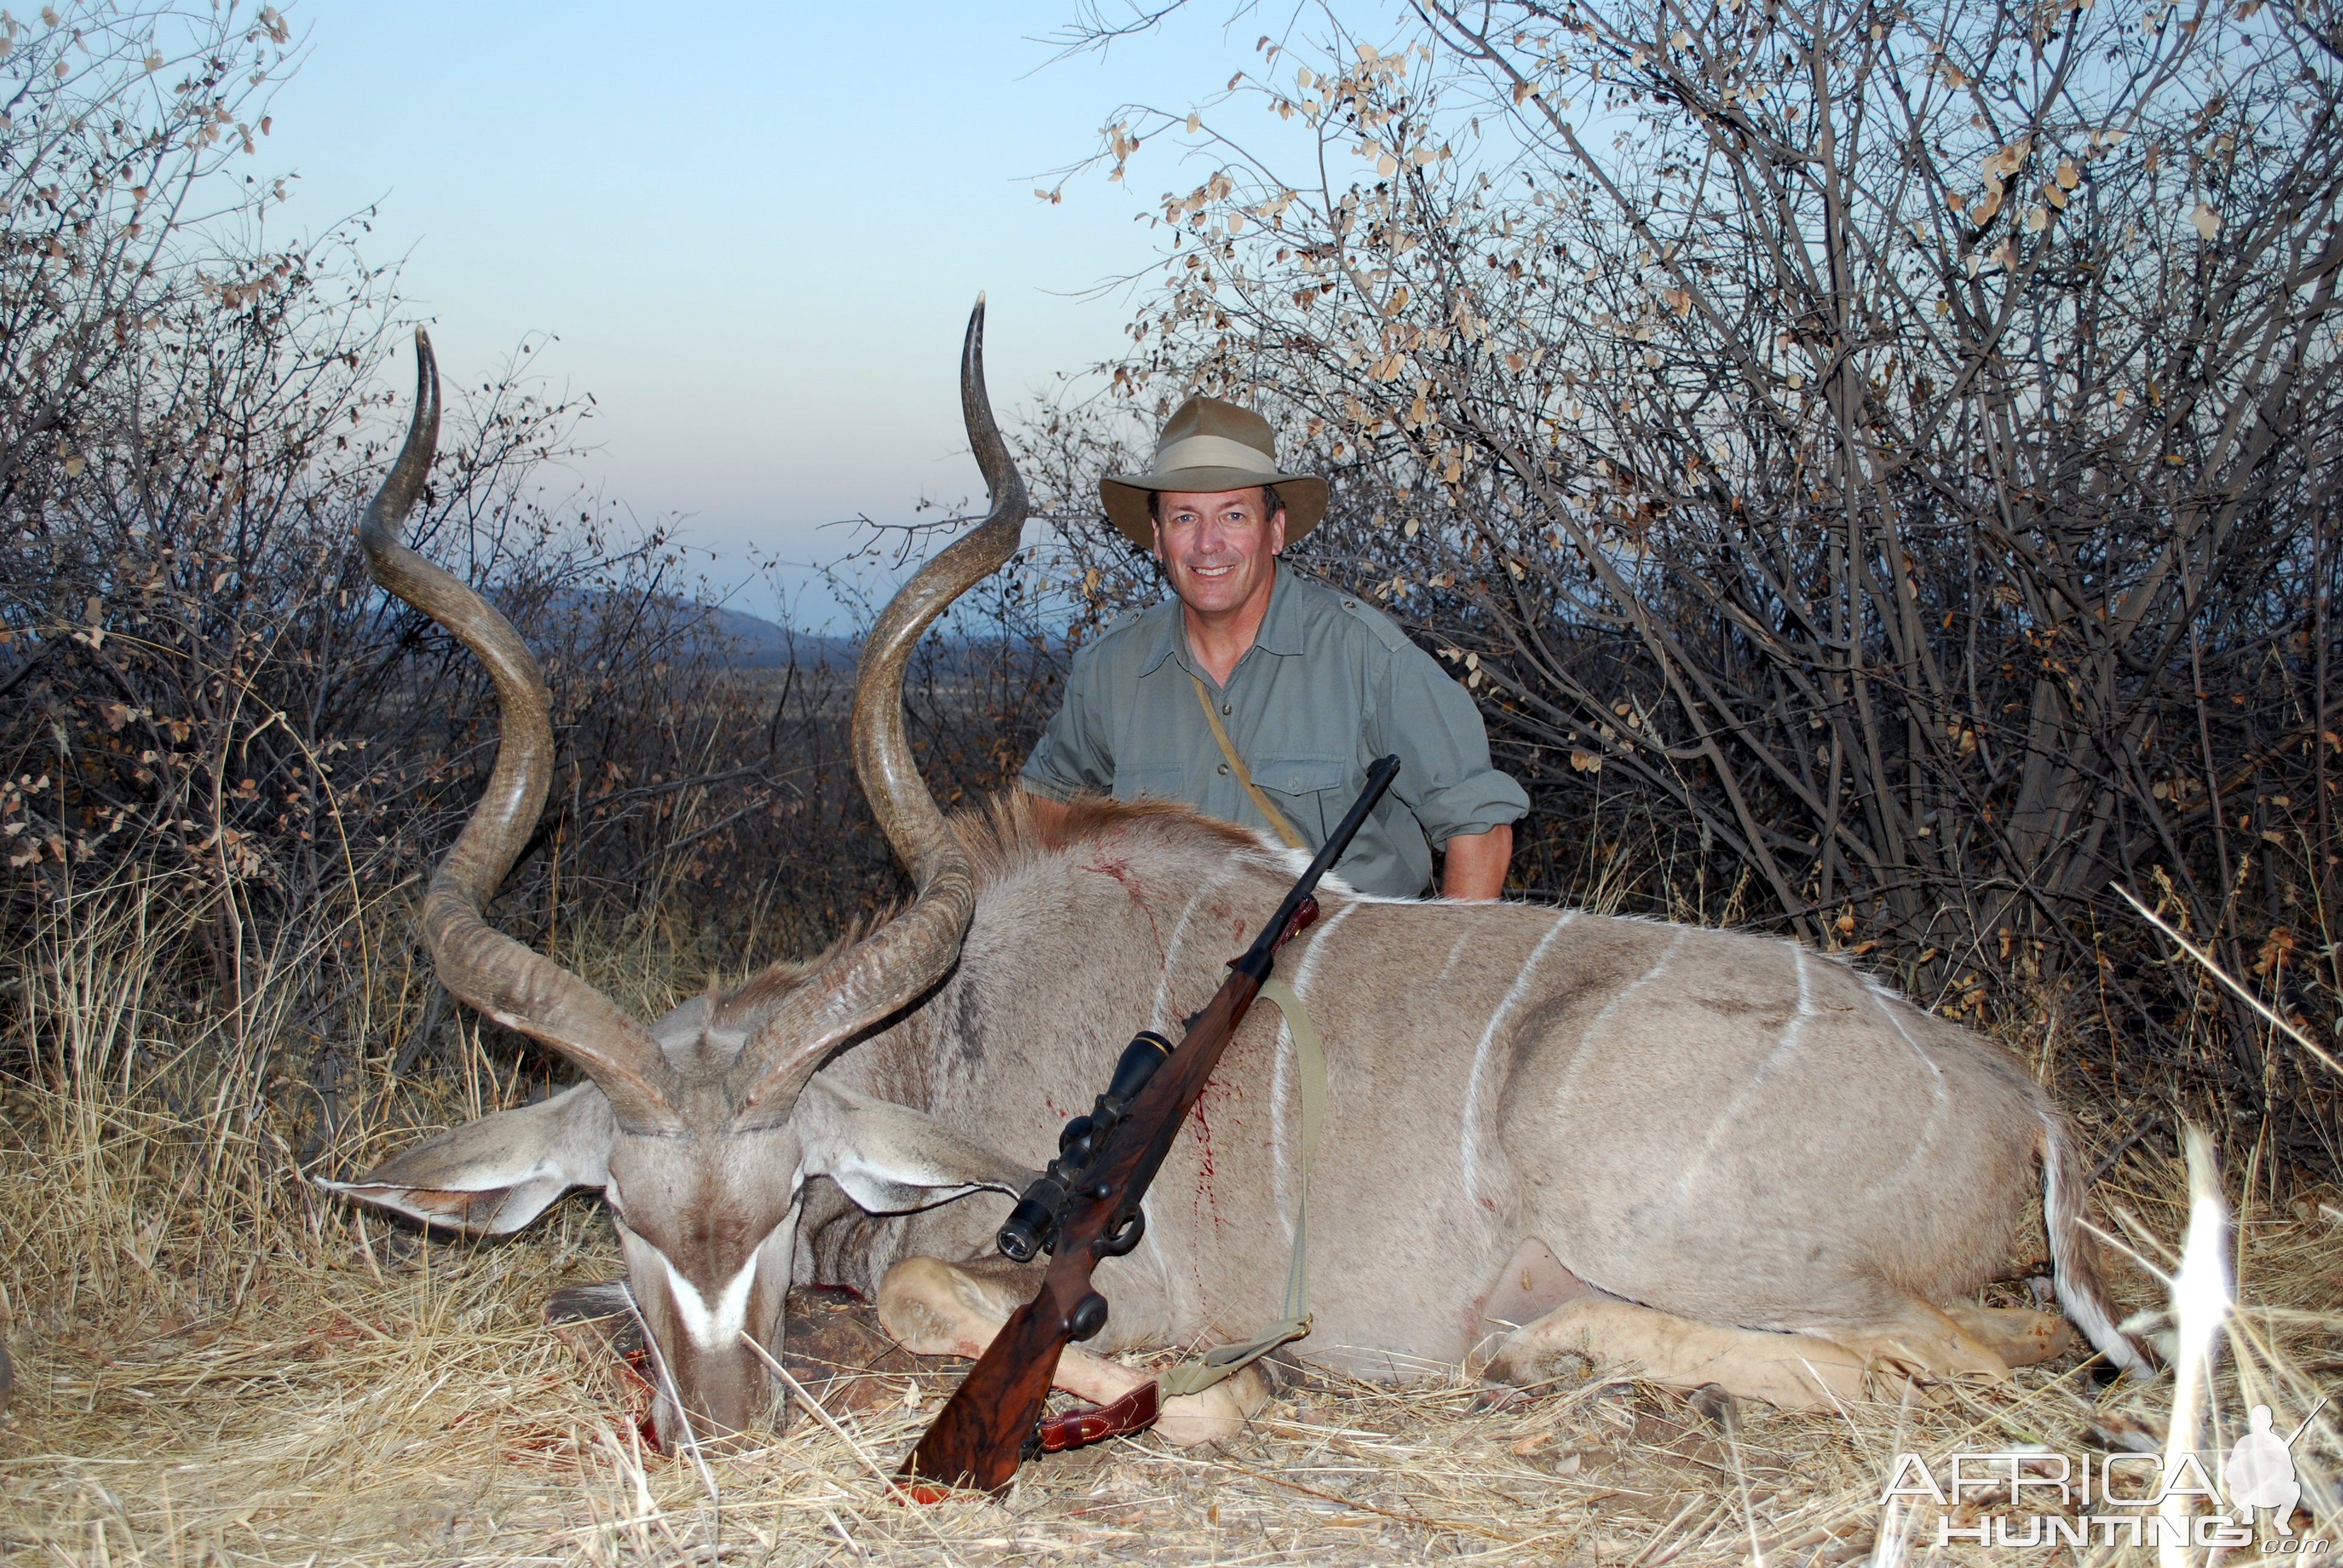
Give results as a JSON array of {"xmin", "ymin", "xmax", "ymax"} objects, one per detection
[{"xmin": 651, "ymin": 1347, "xmax": 781, "ymax": 1455}]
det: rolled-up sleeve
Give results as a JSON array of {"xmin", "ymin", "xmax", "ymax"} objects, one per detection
[
  {"xmin": 1020, "ymin": 644, "xmax": 1114, "ymax": 803},
  {"xmin": 1374, "ymin": 643, "xmax": 1529, "ymax": 846}
]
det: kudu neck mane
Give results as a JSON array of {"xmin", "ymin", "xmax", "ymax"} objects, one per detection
[
  {"xmin": 955, "ymin": 792, "xmax": 1262, "ymax": 884},
  {"xmin": 703, "ymin": 795, "xmax": 1271, "ymax": 1038}
]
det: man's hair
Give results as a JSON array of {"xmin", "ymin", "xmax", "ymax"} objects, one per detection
[{"xmin": 1147, "ymin": 483, "xmax": 1285, "ymax": 526}]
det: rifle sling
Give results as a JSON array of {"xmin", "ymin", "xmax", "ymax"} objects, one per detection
[
  {"xmin": 1190, "ymin": 674, "xmax": 1309, "ymax": 852},
  {"xmin": 1156, "ymin": 975, "xmax": 1324, "ymax": 1399}
]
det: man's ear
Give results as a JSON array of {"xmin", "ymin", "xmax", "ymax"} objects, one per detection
[
  {"xmin": 319, "ymin": 1081, "xmax": 614, "ymax": 1236},
  {"xmin": 795, "ymin": 1074, "xmax": 1033, "ymax": 1214}
]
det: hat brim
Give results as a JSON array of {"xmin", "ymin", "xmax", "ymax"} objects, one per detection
[{"xmin": 1100, "ymin": 467, "xmax": 1328, "ymax": 550}]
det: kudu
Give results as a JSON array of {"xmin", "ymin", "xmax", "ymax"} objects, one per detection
[{"xmin": 330, "ymin": 305, "xmax": 2146, "ymax": 1454}]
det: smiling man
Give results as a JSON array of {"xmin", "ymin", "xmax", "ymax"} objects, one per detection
[{"xmin": 1020, "ymin": 396, "xmax": 1525, "ymax": 899}]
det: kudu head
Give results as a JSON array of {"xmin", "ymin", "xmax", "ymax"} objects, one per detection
[{"xmin": 326, "ymin": 303, "xmax": 1032, "ymax": 1449}]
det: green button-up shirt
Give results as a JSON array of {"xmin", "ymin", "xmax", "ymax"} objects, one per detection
[{"xmin": 1020, "ymin": 567, "xmax": 1528, "ymax": 897}]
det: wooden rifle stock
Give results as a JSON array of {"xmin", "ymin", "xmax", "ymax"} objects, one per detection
[
  {"xmin": 895, "ymin": 963, "xmax": 1282, "ymax": 1495},
  {"xmin": 896, "ymin": 754, "xmax": 1400, "ymax": 1498}
]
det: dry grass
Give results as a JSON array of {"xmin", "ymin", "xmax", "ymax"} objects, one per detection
[{"xmin": 2, "ymin": 896, "xmax": 2339, "ymax": 1566}]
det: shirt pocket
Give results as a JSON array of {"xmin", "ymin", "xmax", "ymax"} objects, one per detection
[
  {"xmin": 1251, "ymin": 753, "xmax": 1349, "ymax": 841},
  {"xmin": 1113, "ymin": 761, "xmax": 1186, "ymax": 803}
]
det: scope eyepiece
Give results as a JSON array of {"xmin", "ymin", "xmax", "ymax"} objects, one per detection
[
  {"xmin": 997, "ymin": 1192, "xmax": 1057, "ymax": 1262},
  {"xmin": 998, "ymin": 1031, "xmax": 1177, "ymax": 1266}
]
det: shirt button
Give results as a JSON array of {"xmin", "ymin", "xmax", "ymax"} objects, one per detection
[
  {"xmin": 1217, "ymin": 763, "xmax": 1230, "ymax": 776},
  {"xmin": 1345, "ymin": 600, "xmax": 1357, "ymax": 609},
  {"xmin": 1221, "ymin": 702, "xmax": 1233, "ymax": 715}
]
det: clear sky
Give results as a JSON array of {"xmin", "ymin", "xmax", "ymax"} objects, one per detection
[{"xmin": 257, "ymin": 1, "xmax": 1306, "ymax": 627}]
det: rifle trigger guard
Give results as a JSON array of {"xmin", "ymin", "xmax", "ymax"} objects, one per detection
[{"xmin": 1095, "ymin": 1206, "xmax": 1145, "ymax": 1258}]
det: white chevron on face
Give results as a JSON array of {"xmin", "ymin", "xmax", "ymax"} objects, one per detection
[{"xmin": 659, "ymin": 1249, "xmax": 761, "ymax": 1351}]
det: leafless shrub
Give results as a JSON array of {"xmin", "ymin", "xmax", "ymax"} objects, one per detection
[
  {"xmin": 1027, "ymin": 0, "xmax": 2342, "ymax": 1169},
  {"xmin": 0, "ymin": 3, "xmax": 827, "ymax": 1152}
]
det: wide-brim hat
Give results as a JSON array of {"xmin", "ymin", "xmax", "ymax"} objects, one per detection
[{"xmin": 1101, "ymin": 394, "xmax": 1327, "ymax": 549}]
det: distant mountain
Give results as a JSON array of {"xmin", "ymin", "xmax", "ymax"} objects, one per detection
[{"xmin": 692, "ymin": 603, "xmax": 855, "ymax": 670}]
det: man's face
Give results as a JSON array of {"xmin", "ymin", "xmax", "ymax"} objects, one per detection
[{"xmin": 1150, "ymin": 488, "xmax": 1286, "ymax": 619}]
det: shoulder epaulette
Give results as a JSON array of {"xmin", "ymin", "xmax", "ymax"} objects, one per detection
[{"xmin": 1328, "ymin": 587, "xmax": 1415, "ymax": 655}]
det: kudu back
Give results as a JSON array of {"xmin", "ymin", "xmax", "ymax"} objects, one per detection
[{"xmin": 330, "ymin": 308, "xmax": 2145, "ymax": 1450}]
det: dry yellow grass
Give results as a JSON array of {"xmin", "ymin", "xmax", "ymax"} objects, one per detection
[{"xmin": 2, "ymin": 894, "xmax": 2338, "ymax": 1566}]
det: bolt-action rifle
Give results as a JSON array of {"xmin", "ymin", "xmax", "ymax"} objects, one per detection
[{"xmin": 897, "ymin": 754, "xmax": 1401, "ymax": 1497}]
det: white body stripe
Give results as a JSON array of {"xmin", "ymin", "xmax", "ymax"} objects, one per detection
[
  {"xmin": 1871, "ymin": 982, "xmax": 1950, "ymax": 1189},
  {"xmin": 1270, "ymin": 900, "xmax": 1358, "ymax": 1224},
  {"xmin": 1149, "ymin": 863, "xmax": 1231, "ymax": 1031},
  {"xmin": 1668, "ymin": 944, "xmax": 1816, "ymax": 1208},
  {"xmin": 1432, "ymin": 929, "xmax": 1475, "ymax": 988},
  {"xmin": 1548, "ymin": 924, "xmax": 1683, "ymax": 1114},
  {"xmin": 1461, "ymin": 910, "xmax": 1575, "ymax": 1210}
]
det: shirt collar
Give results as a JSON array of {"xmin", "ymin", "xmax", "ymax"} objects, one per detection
[
  {"xmin": 1251, "ymin": 563, "xmax": 1306, "ymax": 656},
  {"xmin": 1138, "ymin": 562, "xmax": 1304, "ymax": 678}
]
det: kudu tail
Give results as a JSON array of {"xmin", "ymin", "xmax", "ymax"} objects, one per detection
[{"xmin": 2040, "ymin": 1109, "xmax": 2155, "ymax": 1376}]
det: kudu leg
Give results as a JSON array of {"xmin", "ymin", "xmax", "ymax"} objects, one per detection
[
  {"xmin": 1486, "ymin": 1292, "xmax": 2057, "ymax": 1411},
  {"xmin": 876, "ymin": 1256, "xmax": 1268, "ymax": 1446},
  {"xmin": 1483, "ymin": 1298, "xmax": 1876, "ymax": 1410},
  {"xmin": 1826, "ymin": 1298, "xmax": 2020, "ymax": 1381},
  {"xmin": 1936, "ymin": 1302, "xmax": 2074, "ymax": 1367}
]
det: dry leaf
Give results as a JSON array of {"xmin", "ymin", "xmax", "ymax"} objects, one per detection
[
  {"xmin": 1980, "ymin": 138, "xmax": 2031, "ymax": 182},
  {"xmin": 2189, "ymin": 201, "xmax": 2221, "ymax": 240}
]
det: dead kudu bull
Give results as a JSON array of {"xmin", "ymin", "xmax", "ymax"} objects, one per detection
[{"xmin": 329, "ymin": 307, "xmax": 2147, "ymax": 1454}]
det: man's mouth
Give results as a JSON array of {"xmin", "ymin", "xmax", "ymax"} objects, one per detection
[{"xmin": 1185, "ymin": 562, "xmax": 1236, "ymax": 580}]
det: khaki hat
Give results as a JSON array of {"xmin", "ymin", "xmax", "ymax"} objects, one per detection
[{"xmin": 1101, "ymin": 395, "xmax": 1328, "ymax": 549}]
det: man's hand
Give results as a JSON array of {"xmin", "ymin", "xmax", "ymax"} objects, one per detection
[{"xmin": 1439, "ymin": 824, "xmax": 1512, "ymax": 901}]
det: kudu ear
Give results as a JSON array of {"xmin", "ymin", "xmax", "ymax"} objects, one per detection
[
  {"xmin": 321, "ymin": 1082, "xmax": 615, "ymax": 1236},
  {"xmin": 794, "ymin": 1075, "xmax": 1032, "ymax": 1215}
]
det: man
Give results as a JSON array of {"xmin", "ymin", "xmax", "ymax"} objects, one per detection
[{"xmin": 1020, "ymin": 395, "xmax": 1525, "ymax": 899}]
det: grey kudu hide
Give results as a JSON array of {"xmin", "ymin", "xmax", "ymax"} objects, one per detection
[{"xmin": 331, "ymin": 307, "xmax": 2146, "ymax": 1452}]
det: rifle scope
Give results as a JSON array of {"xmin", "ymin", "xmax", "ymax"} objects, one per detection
[{"xmin": 997, "ymin": 1030, "xmax": 1173, "ymax": 1263}]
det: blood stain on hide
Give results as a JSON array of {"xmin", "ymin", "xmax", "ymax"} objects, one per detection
[
  {"xmin": 1080, "ymin": 851, "xmax": 1166, "ymax": 953},
  {"xmin": 1188, "ymin": 1083, "xmax": 1226, "ymax": 1233}
]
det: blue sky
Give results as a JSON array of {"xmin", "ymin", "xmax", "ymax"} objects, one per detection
[{"xmin": 256, "ymin": 1, "xmax": 1311, "ymax": 626}]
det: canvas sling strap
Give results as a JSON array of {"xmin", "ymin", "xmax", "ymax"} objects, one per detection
[
  {"xmin": 1190, "ymin": 673, "xmax": 1309, "ymax": 852},
  {"xmin": 1156, "ymin": 975, "xmax": 1325, "ymax": 1398}
]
